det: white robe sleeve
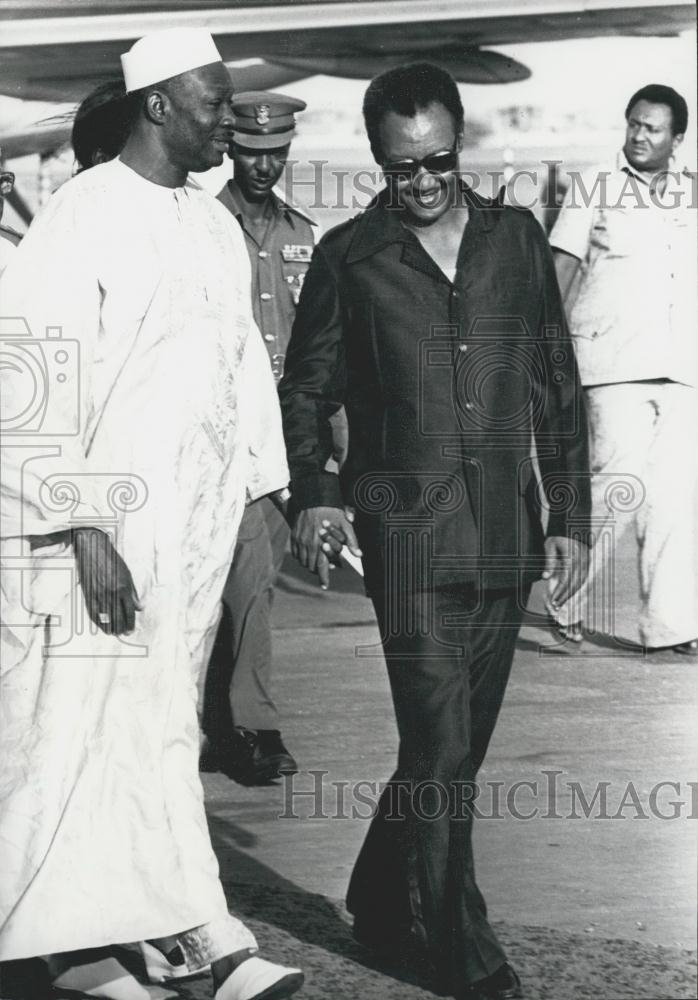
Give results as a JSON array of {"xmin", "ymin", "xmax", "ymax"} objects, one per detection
[
  {"xmin": 239, "ymin": 319, "xmax": 290, "ymax": 502},
  {"xmin": 0, "ymin": 184, "xmax": 104, "ymax": 540}
]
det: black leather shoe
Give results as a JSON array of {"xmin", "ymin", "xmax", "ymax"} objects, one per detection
[
  {"xmin": 219, "ymin": 728, "xmax": 298, "ymax": 785},
  {"xmin": 461, "ymin": 963, "xmax": 524, "ymax": 999}
]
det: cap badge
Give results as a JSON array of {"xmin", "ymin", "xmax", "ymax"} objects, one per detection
[{"xmin": 255, "ymin": 104, "xmax": 271, "ymax": 125}]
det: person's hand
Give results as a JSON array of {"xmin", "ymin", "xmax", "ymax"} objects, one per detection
[
  {"xmin": 292, "ymin": 505, "xmax": 362, "ymax": 590},
  {"xmin": 73, "ymin": 527, "xmax": 142, "ymax": 635},
  {"xmin": 542, "ymin": 535, "xmax": 590, "ymax": 609}
]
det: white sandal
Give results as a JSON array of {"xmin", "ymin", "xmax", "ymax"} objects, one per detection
[
  {"xmin": 139, "ymin": 940, "xmax": 210, "ymax": 982},
  {"xmin": 52, "ymin": 956, "xmax": 178, "ymax": 999},
  {"xmin": 214, "ymin": 956, "xmax": 303, "ymax": 1000}
]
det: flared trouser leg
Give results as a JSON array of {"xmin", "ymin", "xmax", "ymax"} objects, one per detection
[{"xmin": 347, "ymin": 583, "xmax": 529, "ymax": 993}]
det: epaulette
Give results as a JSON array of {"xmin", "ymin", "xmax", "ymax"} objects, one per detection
[{"xmin": 272, "ymin": 185, "xmax": 318, "ymax": 227}]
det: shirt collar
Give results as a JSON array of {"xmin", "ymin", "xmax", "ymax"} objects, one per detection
[
  {"xmin": 346, "ymin": 181, "xmax": 497, "ymax": 264},
  {"xmin": 617, "ymin": 149, "xmax": 650, "ymax": 185},
  {"xmin": 616, "ymin": 148, "xmax": 694, "ymax": 197},
  {"xmin": 218, "ymin": 179, "xmax": 296, "ymax": 229},
  {"xmin": 115, "ymin": 157, "xmax": 189, "ymax": 196}
]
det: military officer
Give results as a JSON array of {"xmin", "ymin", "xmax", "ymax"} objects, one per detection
[{"xmin": 200, "ymin": 91, "xmax": 317, "ymax": 784}]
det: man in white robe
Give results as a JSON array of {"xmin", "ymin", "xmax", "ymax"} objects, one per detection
[{"xmin": 0, "ymin": 28, "xmax": 303, "ymax": 1000}]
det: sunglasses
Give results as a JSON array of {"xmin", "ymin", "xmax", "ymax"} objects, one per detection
[
  {"xmin": 381, "ymin": 148, "xmax": 458, "ymax": 183},
  {"xmin": 0, "ymin": 171, "xmax": 15, "ymax": 196}
]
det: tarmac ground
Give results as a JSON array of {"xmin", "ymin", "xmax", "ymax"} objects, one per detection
[
  {"xmin": 167, "ymin": 529, "xmax": 697, "ymax": 1000},
  {"xmin": 15, "ymin": 532, "xmax": 696, "ymax": 1000}
]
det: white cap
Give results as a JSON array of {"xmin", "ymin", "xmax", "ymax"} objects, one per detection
[{"xmin": 121, "ymin": 27, "xmax": 222, "ymax": 93}]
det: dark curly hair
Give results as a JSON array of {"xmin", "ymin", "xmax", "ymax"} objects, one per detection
[
  {"xmin": 71, "ymin": 80, "xmax": 135, "ymax": 171},
  {"xmin": 625, "ymin": 84, "xmax": 688, "ymax": 136},
  {"xmin": 363, "ymin": 63, "xmax": 464, "ymax": 163}
]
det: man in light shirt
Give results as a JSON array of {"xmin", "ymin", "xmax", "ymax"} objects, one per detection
[
  {"xmin": 0, "ymin": 27, "xmax": 302, "ymax": 1000},
  {"xmin": 549, "ymin": 83, "xmax": 697, "ymax": 654}
]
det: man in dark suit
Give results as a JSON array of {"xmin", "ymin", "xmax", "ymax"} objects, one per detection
[{"xmin": 279, "ymin": 63, "xmax": 590, "ymax": 1000}]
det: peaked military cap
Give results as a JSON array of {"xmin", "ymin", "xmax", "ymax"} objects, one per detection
[{"xmin": 231, "ymin": 91, "xmax": 306, "ymax": 149}]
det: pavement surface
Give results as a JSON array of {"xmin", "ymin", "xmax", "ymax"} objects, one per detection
[
  {"xmin": 5, "ymin": 149, "xmax": 696, "ymax": 1000},
  {"xmin": 155, "ymin": 528, "xmax": 698, "ymax": 1000},
  {"xmin": 40, "ymin": 533, "xmax": 698, "ymax": 1000}
]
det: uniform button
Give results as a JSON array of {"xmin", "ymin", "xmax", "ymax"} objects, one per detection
[
  {"xmin": 258, "ymin": 250, "xmax": 269, "ymax": 259},
  {"xmin": 264, "ymin": 333, "xmax": 274, "ymax": 342},
  {"xmin": 260, "ymin": 292, "xmax": 273, "ymax": 301},
  {"xmin": 464, "ymin": 402, "xmax": 474, "ymax": 411},
  {"xmin": 286, "ymin": 275, "xmax": 295, "ymax": 284},
  {"xmin": 458, "ymin": 344, "xmax": 468, "ymax": 353}
]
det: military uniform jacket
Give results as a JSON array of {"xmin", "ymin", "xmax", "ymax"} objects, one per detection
[
  {"xmin": 218, "ymin": 181, "xmax": 316, "ymax": 381},
  {"xmin": 279, "ymin": 184, "xmax": 591, "ymax": 593}
]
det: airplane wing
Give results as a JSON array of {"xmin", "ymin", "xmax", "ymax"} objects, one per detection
[
  {"xmin": 0, "ymin": 61, "xmax": 310, "ymax": 163},
  {"xmin": 0, "ymin": 0, "xmax": 695, "ymax": 100},
  {"xmin": 0, "ymin": 120, "xmax": 76, "ymax": 159}
]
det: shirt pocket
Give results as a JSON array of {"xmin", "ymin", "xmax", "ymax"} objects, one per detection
[
  {"xmin": 280, "ymin": 256, "xmax": 311, "ymax": 306},
  {"xmin": 590, "ymin": 206, "xmax": 641, "ymax": 258},
  {"xmin": 501, "ymin": 277, "xmax": 534, "ymax": 309}
]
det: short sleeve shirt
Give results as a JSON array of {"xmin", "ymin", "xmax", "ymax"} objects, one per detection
[
  {"xmin": 549, "ymin": 152, "xmax": 697, "ymax": 387},
  {"xmin": 218, "ymin": 181, "xmax": 317, "ymax": 381}
]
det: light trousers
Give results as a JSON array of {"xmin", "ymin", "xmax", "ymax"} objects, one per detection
[{"xmin": 558, "ymin": 379, "xmax": 698, "ymax": 646}]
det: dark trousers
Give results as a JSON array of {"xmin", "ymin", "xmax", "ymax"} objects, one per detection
[
  {"xmin": 202, "ymin": 495, "xmax": 289, "ymax": 737},
  {"xmin": 347, "ymin": 583, "xmax": 530, "ymax": 993}
]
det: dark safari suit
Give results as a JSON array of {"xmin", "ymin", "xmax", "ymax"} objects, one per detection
[{"xmin": 279, "ymin": 184, "xmax": 591, "ymax": 992}]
